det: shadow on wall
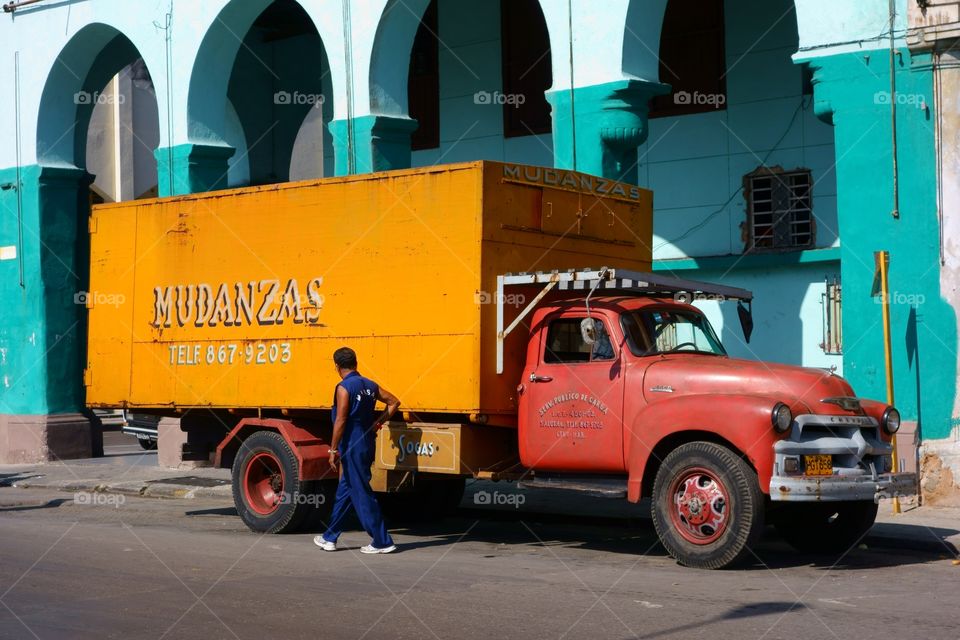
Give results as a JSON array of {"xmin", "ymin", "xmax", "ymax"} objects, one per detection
[{"xmin": 715, "ymin": 267, "xmax": 803, "ymax": 367}]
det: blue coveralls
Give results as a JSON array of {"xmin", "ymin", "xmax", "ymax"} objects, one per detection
[{"xmin": 321, "ymin": 371, "xmax": 394, "ymax": 549}]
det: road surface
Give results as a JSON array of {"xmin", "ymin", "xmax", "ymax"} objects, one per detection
[{"xmin": 0, "ymin": 477, "xmax": 957, "ymax": 640}]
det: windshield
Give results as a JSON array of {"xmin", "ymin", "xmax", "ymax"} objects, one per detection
[{"xmin": 620, "ymin": 308, "xmax": 726, "ymax": 356}]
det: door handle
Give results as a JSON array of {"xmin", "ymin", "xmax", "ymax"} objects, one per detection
[{"xmin": 529, "ymin": 373, "xmax": 553, "ymax": 383}]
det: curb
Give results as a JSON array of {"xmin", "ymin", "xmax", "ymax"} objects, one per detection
[{"xmin": 10, "ymin": 478, "xmax": 232, "ymax": 501}]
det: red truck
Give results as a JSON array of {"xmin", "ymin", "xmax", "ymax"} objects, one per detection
[
  {"xmin": 85, "ymin": 163, "xmax": 915, "ymax": 569},
  {"xmin": 501, "ymin": 269, "xmax": 912, "ymax": 568}
]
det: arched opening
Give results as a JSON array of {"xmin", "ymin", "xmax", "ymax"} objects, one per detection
[
  {"xmin": 188, "ymin": 0, "xmax": 333, "ymax": 189},
  {"xmin": 86, "ymin": 59, "xmax": 161, "ymax": 202},
  {"xmin": 31, "ymin": 24, "xmax": 161, "ymax": 438},
  {"xmin": 380, "ymin": 0, "xmax": 553, "ymax": 167}
]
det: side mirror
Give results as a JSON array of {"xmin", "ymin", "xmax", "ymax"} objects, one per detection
[
  {"xmin": 580, "ymin": 317, "xmax": 597, "ymax": 345},
  {"xmin": 737, "ymin": 301, "xmax": 754, "ymax": 343}
]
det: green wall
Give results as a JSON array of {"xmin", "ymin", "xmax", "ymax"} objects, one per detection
[{"xmin": 806, "ymin": 48, "xmax": 955, "ymax": 438}]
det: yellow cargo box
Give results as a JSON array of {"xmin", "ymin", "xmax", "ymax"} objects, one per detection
[{"xmin": 85, "ymin": 161, "xmax": 652, "ymax": 421}]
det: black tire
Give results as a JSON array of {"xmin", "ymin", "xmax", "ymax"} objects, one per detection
[
  {"xmin": 381, "ymin": 476, "xmax": 466, "ymax": 522},
  {"xmin": 231, "ymin": 430, "xmax": 317, "ymax": 534},
  {"xmin": 138, "ymin": 438, "xmax": 157, "ymax": 450},
  {"xmin": 773, "ymin": 501, "xmax": 878, "ymax": 554},
  {"xmin": 651, "ymin": 441, "xmax": 764, "ymax": 570}
]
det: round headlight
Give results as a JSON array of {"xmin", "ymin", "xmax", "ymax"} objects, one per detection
[
  {"xmin": 882, "ymin": 407, "xmax": 901, "ymax": 434},
  {"xmin": 772, "ymin": 402, "xmax": 793, "ymax": 433}
]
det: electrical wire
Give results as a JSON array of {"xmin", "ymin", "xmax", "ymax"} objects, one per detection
[{"xmin": 654, "ymin": 95, "xmax": 809, "ymax": 250}]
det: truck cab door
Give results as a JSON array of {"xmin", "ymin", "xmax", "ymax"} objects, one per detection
[{"xmin": 518, "ymin": 312, "xmax": 625, "ymax": 473}]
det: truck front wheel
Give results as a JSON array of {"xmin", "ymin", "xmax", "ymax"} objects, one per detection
[
  {"xmin": 772, "ymin": 501, "xmax": 878, "ymax": 554},
  {"xmin": 651, "ymin": 442, "xmax": 764, "ymax": 569},
  {"xmin": 232, "ymin": 431, "xmax": 320, "ymax": 534}
]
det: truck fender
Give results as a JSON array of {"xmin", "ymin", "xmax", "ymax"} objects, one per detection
[
  {"xmin": 215, "ymin": 417, "xmax": 335, "ymax": 481},
  {"xmin": 624, "ymin": 394, "xmax": 803, "ymax": 502}
]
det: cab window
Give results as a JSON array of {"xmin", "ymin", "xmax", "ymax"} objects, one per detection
[
  {"xmin": 620, "ymin": 308, "xmax": 725, "ymax": 356},
  {"xmin": 544, "ymin": 318, "xmax": 615, "ymax": 363}
]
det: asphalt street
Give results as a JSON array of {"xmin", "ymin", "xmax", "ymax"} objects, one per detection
[{"xmin": 1, "ymin": 462, "xmax": 958, "ymax": 640}]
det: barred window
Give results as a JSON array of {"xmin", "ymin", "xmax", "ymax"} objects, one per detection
[{"xmin": 745, "ymin": 168, "xmax": 814, "ymax": 251}]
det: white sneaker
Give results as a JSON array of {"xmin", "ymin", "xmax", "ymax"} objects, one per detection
[
  {"xmin": 314, "ymin": 536, "xmax": 337, "ymax": 551},
  {"xmin": 360, "ymin": 544, "xmax": 397, "ymax": 554}
]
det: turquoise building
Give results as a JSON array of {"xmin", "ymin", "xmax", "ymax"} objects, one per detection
[{"xmin": 0, "ymin": 0, "xmax": 956, "ymax": 500}]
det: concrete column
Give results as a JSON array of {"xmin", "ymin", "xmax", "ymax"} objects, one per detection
[
  {"xmin": 803, "ymin": 50, "xmax": 957, "ymax": 452},
  {"xmin": 157, "ymin": 413, "xmax": 228, "ymax": 470},
  {"xmin": 0, "ymin": 165, "xmax": 94, "ymax": 463},
  {"xmin": 154, "ymin": 143, "xmax": 236, "ymax": 196},
  {"xmin": 328, "ymin": 115, "xmax": 418, "ymax": 176},
  {"xmin": 545, "ymin": 79, "xmax": 668, "ymax": 184}
]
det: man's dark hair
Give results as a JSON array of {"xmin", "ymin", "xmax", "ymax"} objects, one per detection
[{"xmin": 333, "ymin": 347, "xmax": 358, "ymax": 370}]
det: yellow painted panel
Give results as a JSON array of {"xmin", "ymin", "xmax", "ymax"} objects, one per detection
[
  {"xmin": 85, "ymin": 208, "xmax": 138, "ymax": 406},
  {"xmin": 87, "ymin": 162, "xmax": 652, "ymax": 417}
]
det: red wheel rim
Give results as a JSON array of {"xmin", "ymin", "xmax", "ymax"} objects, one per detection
[
  {"xmin": 243, "ymin": 451, "xmax": 285, "ymax": 516},
  {"xmin": 668, "ymin": 466, "xmax": 729, "ymax": 545}
]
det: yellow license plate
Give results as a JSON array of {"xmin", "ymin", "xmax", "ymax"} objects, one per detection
[{"xmin": 804, "ymin": 454, "xmax": 833, "ymax": 476}]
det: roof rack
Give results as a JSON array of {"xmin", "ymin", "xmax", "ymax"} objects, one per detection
[{"xmin": 495, "ymin": 267, "xmax": 754, "ymax": 373}]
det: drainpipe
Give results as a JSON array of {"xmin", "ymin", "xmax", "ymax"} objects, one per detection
[
  {"xmin": 15, "ymin": 50, "xmax": 24, "ymax": 287},
  {"xmin": 341, "ymin": 0, "xmax": 355, "ymax": 174},
  {"xmin": 566, "ymin": 0, "xmax": 577, "ymax": 172},
  {"xmin": 112, "ymin": 76, "xmax": 123, "ymax": 201},
  {"xmin": 888, "ymin": 0, "xmax": 900, "ymax": 220}
]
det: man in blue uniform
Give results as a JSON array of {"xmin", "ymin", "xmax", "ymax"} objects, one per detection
[{"xmin": 315, "ymin": 347, "xmax": 401, "ymax": 554}]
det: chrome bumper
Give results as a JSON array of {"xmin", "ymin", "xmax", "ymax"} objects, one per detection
[{"xmin": 770, "ymin": 471, "xmax": 916, "ymax": 502}]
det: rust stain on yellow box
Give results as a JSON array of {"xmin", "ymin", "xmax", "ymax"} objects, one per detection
[{"xmin": 86, "ymin": 161, "xmax": 652, "ymax": 418}]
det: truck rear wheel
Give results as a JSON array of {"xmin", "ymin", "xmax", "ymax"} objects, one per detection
[
  {"xmin": 772, "ymin": 501, "xmax": 878, "ymax": 554},
  {"xmin": 232, "ymin": 431, "xmax": 318, "ymax": 534},
  {"xmin": 651, "ymin": 442, "xmax": 764, "ymax": 569}
]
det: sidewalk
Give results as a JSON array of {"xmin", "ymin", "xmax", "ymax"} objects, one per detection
[
  {"xmin": 0, "ymin": 458, "xmax": 232, "ymax": 500},
  {"xmin": 2, "ymin": 457, "xmax": 957, "ymax": 556}
]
